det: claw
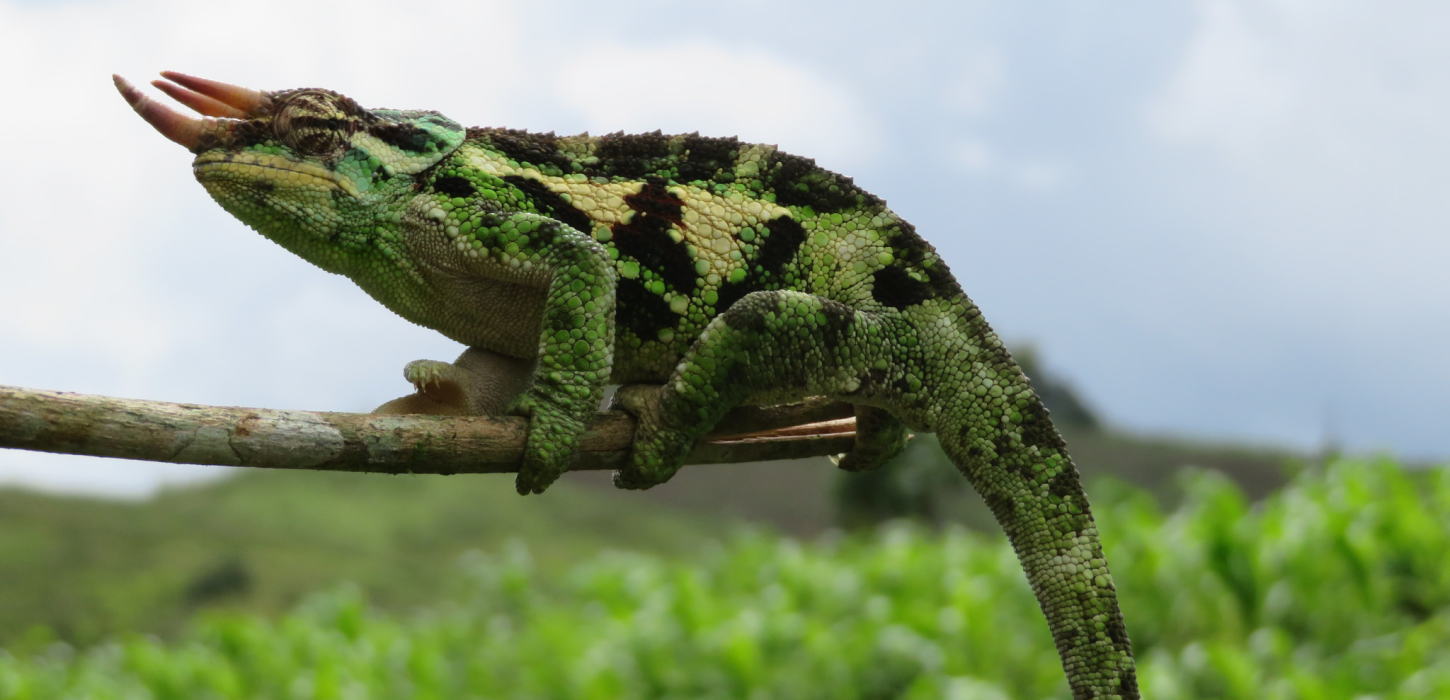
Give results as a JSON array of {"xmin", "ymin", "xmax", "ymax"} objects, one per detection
[{"xmin": 158, "ymin": 70, "xmax": 271, "ymax": 117}]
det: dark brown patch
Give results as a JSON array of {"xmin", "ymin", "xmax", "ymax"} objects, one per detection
[
  {"xmin": 612, "ymin": 179, "xmax": 695, "ymax": 292},
  {"xmin": 615, "ymin": 277, "xmax": 676, "ymax": 338},
  {"xmin": 481, "ymin": 128, "xmax": 576, "ymax": 174},
  {"xmin": 433, "ymin": 175, "xmax": 475, "ymax": 198},
  {"xmin": 1018, "ymin": 403, "xmax": 1064, "ymax": 452},
  {"xmin": 711, "ymin": 215, "xmax": 807, "ymax": 313},
  {"xmin": 1119, "ymin": 675, "xmax": 1139, "ymax": 696},
  {"xmin": 756, "ymin": 216, "xmax": 807, "ymax": 275},
  {"xmin": 1108, "ymin": 619, "xmax": 1130, "ymax": 648},
  {"xmin": 871, "ymin": 266, "xmax": 935, "ymax": 309},
  {"xmin": 678, "ymin": 134, "xmax": 742, "ymax": 183},
  {"xmin": 764, "ymin": 150, "xmax": 874, "ymax": 212},
  {"xmin": 594, "ymin": 131, "xmax": 673, "ymax": 179},
  {"xmin": 501, "ymin": 175, "xmax": 593, "ymax": 235},
  {"xmin": 883, "ymin": 221, "xmax": 962, "ymax": 299},
  {"xmin": 713, "ymin": 277, "xmax": 752, "ymax": 314},
  {"xmin": 624, "ymin": 178, "xmax": 686, "ymax": 228},
  {"xmin": 370, "ymin": 122, "xmax": 433, "ymax": 153},
  {"xmin": 1048, "ymin": 468, "xmax": 1080, "ymax": 498}
]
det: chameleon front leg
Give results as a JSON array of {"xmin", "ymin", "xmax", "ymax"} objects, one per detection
[
  {"xmin": 499, "ymin": 217, "xmax": 617, "ymax": 495},
  {"xmin": 418, "ymin": 209, "xmax": 617, "ymax": 494}
]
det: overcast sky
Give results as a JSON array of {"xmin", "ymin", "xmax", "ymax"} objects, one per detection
[{"xmin": 2, "ymin": 0, "xmax": 1447, "ymax": 496}]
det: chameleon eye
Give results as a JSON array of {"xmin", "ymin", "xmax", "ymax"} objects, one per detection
[{"xmin": 273, "ymin": 91, "xmax": 353, "ymax": 156}]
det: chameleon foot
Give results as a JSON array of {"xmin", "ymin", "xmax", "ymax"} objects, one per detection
[
  {"xmin": 373, "ymin": 348, "xmax": 536, "ymax": 416},
  {"xmin": 507, "ymin": 388, "xmax": 591, "ymax": 495},
  {"xmin": 835, "ymin": 405, "xmax": 908, "ymax": 472},
  {"xmin": 611, "ymin": 385, "xmax": 694, "ymax": 489}
]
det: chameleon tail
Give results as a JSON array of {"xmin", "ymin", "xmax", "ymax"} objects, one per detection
[{"xmin": 933, "ymin": 364, "xmax": 1138, "ymax": 698}]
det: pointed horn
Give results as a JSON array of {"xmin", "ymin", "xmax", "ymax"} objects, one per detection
[
  {"xmin": 114, "ymin": 74, "xmax": 213, "ymax": 150},
  {"xmin": 152, "ymin": 79, "xmax": 248, "ymax": 119},
  {"xmin": 158, "ymin": 71, "xmax": 271, "ymax": 116}
]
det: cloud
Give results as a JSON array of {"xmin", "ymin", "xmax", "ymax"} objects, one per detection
[
  {"xmin": 947, "ymin": 139, "xmax": 1069, "ymax": 192},
  {"xmin": 1148, "ymin": 1, "xmax": 1450, "ymax": 183},
  {"xmin": 1135, "ymin": 0, "xmax": 1450, "ymax": 455},
  {"xmin": 950, "ymin": 138, "xmax": 996, "ymax": 174},
  {"xmin": 0, "ymin": 0, "xmax": 520, "ymax": 495},
  {"xmin": 1145, "ymin": 0, "xmax": 1450, "ymax": 284},
  {"xmin": 942, "ymin": 46, "xmax": 1005, "ymax": 118},
  {"xmin": 1145, "ymin": 1, "xmax": 1295, "ymax": 160}
]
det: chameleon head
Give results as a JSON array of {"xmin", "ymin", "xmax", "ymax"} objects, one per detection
[{"xmin": 114, "ymin": 72, "xmax": 464, "ymax": 272}]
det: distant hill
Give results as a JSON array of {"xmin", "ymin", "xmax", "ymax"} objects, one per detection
[{"xmin": 0, "ymin": 468, "xmax": 732, "ymax": 648}]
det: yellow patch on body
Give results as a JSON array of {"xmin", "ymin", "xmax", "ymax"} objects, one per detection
[
  {"xmin": 671, "ymin": 185, "xmax": 790, "ymax": 277},
  {"xmin": 462, "ymin": 145, "xmax": 790, "ymax": 279}
]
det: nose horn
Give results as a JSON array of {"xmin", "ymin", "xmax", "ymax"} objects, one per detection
[
  {"xmin": 114, "ymin": 71, "xmax": 269, "ymax": 151},
  {"xmin": 114, "ymin": 74, "xmax": 211, "ymax": 150}
]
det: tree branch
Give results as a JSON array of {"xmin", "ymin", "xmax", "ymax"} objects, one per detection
[{"xmin": 0, "ymin": 385, "xmax": 857, "ymax": 475}]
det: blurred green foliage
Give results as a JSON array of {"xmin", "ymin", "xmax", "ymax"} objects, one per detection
[{"xmin": 2, "ymin": 459, "xmax": 1446, "ymax": 699}]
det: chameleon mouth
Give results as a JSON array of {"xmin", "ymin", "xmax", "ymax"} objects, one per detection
[
  {"xmin": 193, "ymin": 153, "xmax": 359, "ymax": 198},
  {"xmin": 113, "ymin": 71, "xmax": 271, "ymax": 152}
]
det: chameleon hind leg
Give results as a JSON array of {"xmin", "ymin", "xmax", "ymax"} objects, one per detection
[
  {"xmin": 610, "ymin": 393, "xmax": 908, "ymax": 474},
  {"xmin": 613, "ymin": 290, "xmax": 910, "ymax": 489}
]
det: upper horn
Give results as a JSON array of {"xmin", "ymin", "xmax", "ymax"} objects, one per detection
[{"xmin": 157, "ymin": 71, "xmax": 272, "ymax": 117}]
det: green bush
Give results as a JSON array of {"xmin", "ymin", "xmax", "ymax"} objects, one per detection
[{"xmin": 1, "ymin": 459, "xmax": 1446, "ymax": 699}]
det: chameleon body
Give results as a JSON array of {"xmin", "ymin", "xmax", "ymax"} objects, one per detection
[{"xmin": 116, "ymin": 72, "xmax": 1137, "ymax": 697}]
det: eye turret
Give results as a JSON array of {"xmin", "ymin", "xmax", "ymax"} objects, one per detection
[{"xmin": 273, "ymin": 90, "xmax": 357, "ymax": 156}]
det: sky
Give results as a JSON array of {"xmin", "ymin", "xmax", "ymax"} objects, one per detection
[{"xmin": 1, "ymin": 0, "xmax": 1447, "ymax": 496}]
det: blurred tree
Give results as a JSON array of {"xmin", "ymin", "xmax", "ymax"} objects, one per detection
[
  {"xmin": 1012, "ymin": 345, "xmax": 1100, "ymax": 430},
  {"xmin": 184, "ymin": 556, "xmax": 254, "ymax": 606}
]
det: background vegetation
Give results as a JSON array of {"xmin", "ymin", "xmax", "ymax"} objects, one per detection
[{"xmin": 2, "ymin": 460, "xmax": 1446, "ymax": 698}]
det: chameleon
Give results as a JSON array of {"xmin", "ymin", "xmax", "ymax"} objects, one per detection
[{"xmin": 115, "ymin": 71, "xmax": 1138, "ymax": 697}]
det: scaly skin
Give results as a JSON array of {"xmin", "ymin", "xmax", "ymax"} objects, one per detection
[{"xmin": 117, "ymin": 72, "xmax": 1138, "ymax": 697}]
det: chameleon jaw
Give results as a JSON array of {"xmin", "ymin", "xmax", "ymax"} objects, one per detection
[
  {"xmin": 113, "ymin": 71, "xmax": 271, "ymax": 152},
  {"xmin": 193, "ymin": 152, "xmax": 361, "ymax": 199}
]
